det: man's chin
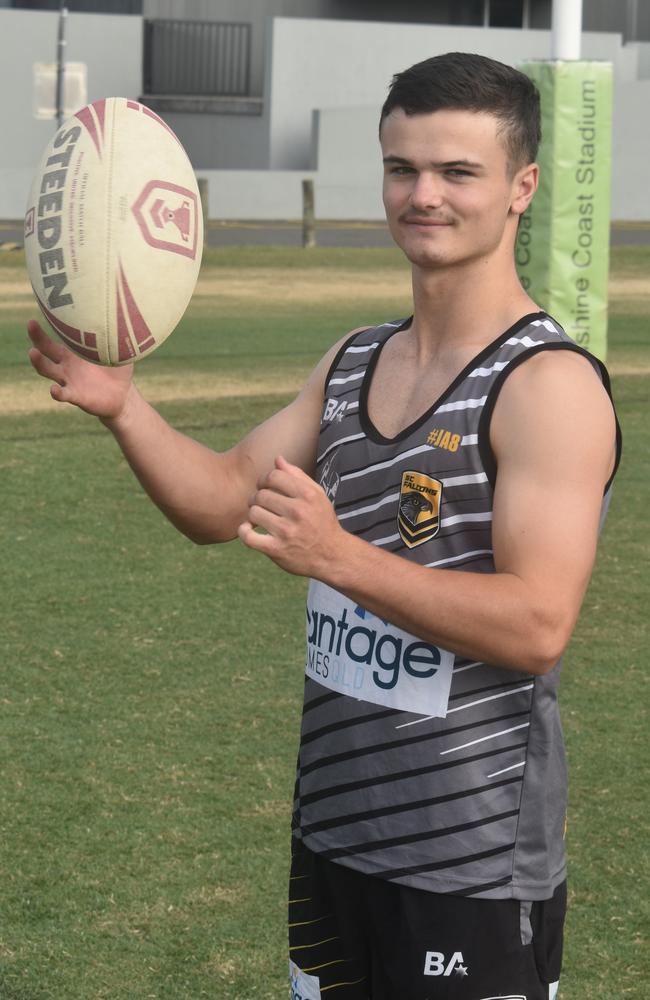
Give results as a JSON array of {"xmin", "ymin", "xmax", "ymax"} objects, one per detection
[{"xmin": 399, "ymin": 244, "xmax": 453, "ymax": 269}]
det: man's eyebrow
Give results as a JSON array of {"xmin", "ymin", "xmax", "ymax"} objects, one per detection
[
  {"xmin": 435, "ymin": 158, "xmax": 484, "ymax": 169},
  {"xmin": 382, "ymin": 155, "xmax": 484, "ymax": 169}
]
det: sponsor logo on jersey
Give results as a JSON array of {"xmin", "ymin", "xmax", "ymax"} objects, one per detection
[
  {"xmin": 323, "ymin": 397, "xmax": 347, "ymax": 423},
  {"xmin": 306, "ymin": 602, "xmax": 441, "ymax": 692},
  {"xmin": 398, "ymin": 471, "xmax": 442, "ymax": 548},
  {"xmin": 427, "ymin": 427, "xmax": 462, "ymax": 451},
  {"xmin": 305, "ymin": 581, "xmax": 454, "ymax": 717},
  {"xmin": 423, "ymin": 951, "xmax": 469, "ymax": 977}
]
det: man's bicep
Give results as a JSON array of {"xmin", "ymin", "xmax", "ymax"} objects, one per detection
[
  {"xmin": 227, "ymin": 328, "xmax": 365, "ymax": 492},
  {"xmin": 490, "ymin": 351, "xmax": 617, "ymax": 649},
  {"xmin": 232, "ymin": 389, "xmax": 322, "ymax": 490}
]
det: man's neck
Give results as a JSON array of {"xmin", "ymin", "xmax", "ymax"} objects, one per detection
[{"xmin": 409, "ymin": 256, "xmax": 539, "ymax": 364}]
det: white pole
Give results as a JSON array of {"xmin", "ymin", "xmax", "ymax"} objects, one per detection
[{"xmin": 551, "ymin": 0, "xmax": 582, "ymax": 61}]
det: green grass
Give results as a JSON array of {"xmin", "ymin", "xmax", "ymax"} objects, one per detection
[
  {"xmin": 0, "ymin": 244, "xmax": 408, "ymax": 272},
  {"xmin": 0, "ymin": 246, "xmax": 648, "ymax": 998}
]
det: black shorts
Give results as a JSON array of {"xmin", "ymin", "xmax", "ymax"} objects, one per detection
[{"xmin": 289, "ymin": 839, "xmax": 566, "ymax": 1000}]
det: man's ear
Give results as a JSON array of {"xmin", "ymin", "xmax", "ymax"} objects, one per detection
[{"xmin": 510, "ymin": 163, "xmax": 539, "ymax": 216}]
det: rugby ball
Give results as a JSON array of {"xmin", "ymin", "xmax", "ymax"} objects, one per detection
[{"xmin": 24, "ymin": 97, "xmax": 203, "ymax": 365}]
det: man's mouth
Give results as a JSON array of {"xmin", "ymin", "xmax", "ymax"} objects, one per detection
[{"xmin": 400, "ymin": 216, "xmax": 453, "ymax": 227}]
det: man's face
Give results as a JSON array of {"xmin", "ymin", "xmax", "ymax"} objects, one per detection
[{"xmin": 380, "ymin": 107, "xmax": 533, "ymax": 271}]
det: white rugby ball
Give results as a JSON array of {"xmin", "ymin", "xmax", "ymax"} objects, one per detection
[{"xmin": 24, "ymin": 97, "xmax": 203, "ymax": 365}]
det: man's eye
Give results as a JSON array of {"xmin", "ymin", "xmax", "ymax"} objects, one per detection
[
  {"xmin": 389, "ymin": 166, "xmax": 415, "ymax": 175},
  {"xmin": 447, "ymin": 169, "xmax": 473, "ymax": 178}
]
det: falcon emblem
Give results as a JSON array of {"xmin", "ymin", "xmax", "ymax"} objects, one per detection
[{"xmin": 397, "ymin": 471, "xmax": 442, "ymax": 548}]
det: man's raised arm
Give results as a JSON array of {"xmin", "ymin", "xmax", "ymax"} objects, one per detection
[{"xmin": 27, "ymin": 319, "xmax": 351, "ymax": 545}]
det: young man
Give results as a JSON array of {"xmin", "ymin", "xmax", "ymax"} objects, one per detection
[{"xmin": 29, "ymin": 53, "xmax": 619, "ymax": 1000}]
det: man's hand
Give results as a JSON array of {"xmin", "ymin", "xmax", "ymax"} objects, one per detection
[
  {"xmin": 27, "ymin": 319, "xmax": 134, "ymax": 421},
  {"xmin": 238, "ymin": 456, "xmax": 347, "ymax": 578}
]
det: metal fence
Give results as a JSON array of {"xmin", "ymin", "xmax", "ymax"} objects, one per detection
[{"xmin": 143, "ymin": 19, "xmax": 252, "ymax": 97}]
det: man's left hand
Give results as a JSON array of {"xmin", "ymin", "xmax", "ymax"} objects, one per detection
[{"xmin": 238, "ymin": 455, "xmax": 345, "ymax": 578}]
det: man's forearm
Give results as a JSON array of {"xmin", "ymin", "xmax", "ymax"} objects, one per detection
[
  {"xmin": 240, "ymin": 458, "xmax": 581, "ymax": 675},
  {"xmin": 322, "ymin": 531, "xmax": 572, "ymax": 676},
  {"xmin": 103, "ymin": 386, "xmax": 244, "ymax": 544}
]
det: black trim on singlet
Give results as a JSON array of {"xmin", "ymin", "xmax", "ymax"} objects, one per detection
[
  {"xmin": 334, "ymin": 483, "xmax": 400, "ymax": 512},
  {"xmin": 447, "ymin": 677, "xmax": 534, "ymax": 704},
  {"xmin": 337, "ymin": 454, "xmax": 476, "ymax": 485},
  {"xmin": 302, "ymin": 689, "xmax": 344, "ymax": 716},
  {"xmin": 299, "ymin": 709, "xmax": 532, "ymax": 777},
  {"xmin": 322, "ymin": 323, "xmax": 392, "ymax": 400},
  {"xmin": 477, "ymin": 341, "xmax": 623, "ymax": 493},
  {"xmin": 446, "ymin": 875, "xmax": 513, "ymax": 896},
  {"xmin": 301, "ymin": 707, "xmax": 399, "ymax": 747},
  {"xmin": 319, "ymin": 808, "xmax": 520, "ymax": 862},
  {"xmin": 374, "ymin": 841, "xmax": 516, "ymax": 881},
  {"xmin": 299, "ymin": 741, "xmax": 530, "ymax": 807},
  {"xmin": 380, "ymin": 520, "xmax": 492, "ymax": 556},
  {"xmin": 357, "ymin": 312, "xmax": 547, "ymax": 446},
  {"xmin": 301, "ymin": 775, "xmax": 524, "ymax": 837}
]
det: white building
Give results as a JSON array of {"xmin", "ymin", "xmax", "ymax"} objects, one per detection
[{"xmin": 1, "ymin": 0, "xmax": 648, "ymax": 221}]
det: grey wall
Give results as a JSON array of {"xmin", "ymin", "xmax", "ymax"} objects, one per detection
[
  {"xmin": 142, "ymin": 0, "xmax": 335, "ymax": 97},
  {"xmin": 1, "ymin": 9, "xmax": 648, "ymax": 221},
  {"xmin": 266, "ymin": 17, "xmax": 634, "ymax": 169},
  {"xmin": 198, "ymin": 168, "xmax": 316, "ymax": 221},
  {"xmin": 311, "ymin": 107, "xmax": 384, "ymax": 219},
  {"xmin": 160, "ymin": 109, "xmax": 269, "ymax": 170},
  {"xmin": 0, "ymin": 8, "xmax": 141, "ymax": 214},
  {"xmin": 611, "ymin": 80, "xmax": 650, "ymax": 219}
]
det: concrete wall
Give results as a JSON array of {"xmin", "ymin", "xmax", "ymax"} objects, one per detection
[
  {"xmin": 198, "ymin": 76, "xmax": 650, "ymax": 223},
  {"xmin": 311, "ymin": 107, "xmax": 384, "ymax": 220},
  {"xmin": 266, "ymin": 17, "xmax": 631, "ymax": 169},
  {"xmin": 161, "ymin": 109, "xmax": 269, "ymax": 170},
  {"xmin": 0, "ymin": 8, "xmax": 141, "ymax": 216},
  {"xmin": 1, "ymin": 10, "xmax": 648, "ymax": 222},
  {"xmin": 141, "ymin": 0, "xmax": 554, "ymax": 100},
  {"xmin": 198, "ymin": 169, "xmax": 316, "ymax": 221},
  {"xmin": 142, "ymin": 0, "xmax": 334, "ymax": 97},
  {"xmin": 611, "ymin": 80, "xmax": 650, "ymax": 219},
  {"xmin": 633, "ymin": 41, "xmax": 650, "ymax": 77}
]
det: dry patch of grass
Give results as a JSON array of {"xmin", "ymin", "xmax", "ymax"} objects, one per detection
[
  {"xmin": 0, "ymin": 370, "xmax": 306, "ymax": 415},
  {"xmin": 0, "ymin": 266, "xmax": 413, "ymax": 311},
  {"xmin": 608, "ymin": 277, "xmax": 650, "ymax": 297},
  {"xmin": 194, "ymin": 267, "xmax": 412, "ymax": 304},
  {"xmin": 3, "ymin": 266, "xmax": 648, "ymax": 314},
  {"xmin": 2, "ymin": 262, "xmax": 647, "ymax": 415}
]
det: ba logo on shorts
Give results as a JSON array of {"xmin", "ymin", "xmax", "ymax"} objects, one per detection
[{"xmin": 398, "ymin": 471, "xmax": 442, "ymax": 548}]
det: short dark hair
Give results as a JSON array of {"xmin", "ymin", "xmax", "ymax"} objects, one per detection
[{"xmin": 379, "ymin": 52, "xmax": 541, "ymax": 169}]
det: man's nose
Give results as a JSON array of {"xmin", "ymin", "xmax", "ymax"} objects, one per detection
[{"xmin": 409, "ymin": 173, "xmax": 444, "ymax": 211}]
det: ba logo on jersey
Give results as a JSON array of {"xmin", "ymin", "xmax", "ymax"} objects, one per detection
[
  {"xmin": 323, "ymin": 398, "xmax": 347, "ymax": 423},
  {"xmin": 398, "ymin": 471, "xmax": 442, "ymax": 548}
]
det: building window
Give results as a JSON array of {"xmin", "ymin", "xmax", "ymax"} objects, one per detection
[{"xmin": 487, "ymin": 0, "xmax": 528, "ymax": 28}]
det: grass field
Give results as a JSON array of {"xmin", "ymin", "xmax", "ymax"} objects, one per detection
[{"xmin": 0, "ymin": 245, "xmax": 648, "ymax": 999}]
